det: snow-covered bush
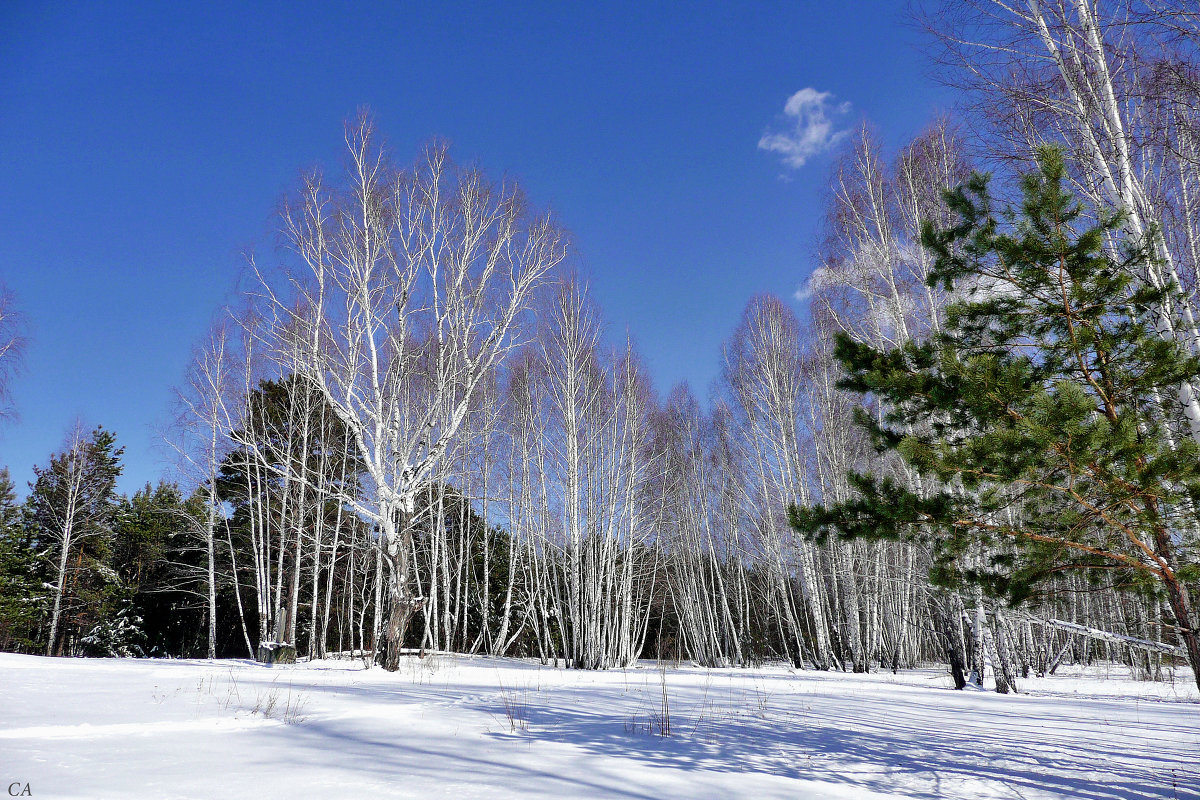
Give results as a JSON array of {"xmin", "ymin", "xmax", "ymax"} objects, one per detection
[{"xmin": 81, "ymin": 602, "xmax": 147, "ymax": 658}]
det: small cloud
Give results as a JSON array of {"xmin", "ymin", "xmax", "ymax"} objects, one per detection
[
  {"xmin": 759, "ymin": 88, "xmax": 851, "ymax": 170},
  {"xmin": 794, "ymin": 266, "xmax": 832, "ymax": 301}
]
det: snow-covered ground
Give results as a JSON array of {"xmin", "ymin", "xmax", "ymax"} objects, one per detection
[{"xmin": 2, "ymin": 652, "xmax": 1197, "ymax": 799}]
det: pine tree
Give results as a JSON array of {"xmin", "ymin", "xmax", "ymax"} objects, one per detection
[
  {"xmin": 111, "ymin": 482, "xmax": 207, "ymax": 656},
  {"xmin": 0, "ymin": 468, "xmax": 43, "ymax": 651},
  {"xmin": 791, "ymin": 147, "xmax": 1200, "ymax": 691}
]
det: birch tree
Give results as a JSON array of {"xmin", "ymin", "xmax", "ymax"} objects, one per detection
[
  {"xmin": 255, "ymin": 112, "xmax": 566, "ymax": 670},
  {"xmin": 531, "ymin": 281, "xmax": 657, "ymax": 668},
  {"xmin": 170, "ymin": 322, "xmax": 240, "ymax": 658},
  {"xmin": 723, "ymin": 295, "xmax": 833, "ymax": 669},
  {"xmin": 30, "ymin": 425, "xmax": 123, "ymax": 657}
]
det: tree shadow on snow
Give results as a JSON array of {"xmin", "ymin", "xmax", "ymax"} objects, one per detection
[{"xmin": 462, "ymin": 676, "xmax": 1200, "ymax": 800}]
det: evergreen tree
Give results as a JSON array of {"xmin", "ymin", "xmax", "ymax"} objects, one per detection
[
  {"xmin": 791, "ymin": 148, "xmax": 1200, "ymax": 690},
  {"xmin": 111, "ymin": 482, "xmax": 207, "ymax": 656},
  {"xmin": 80, "ymin": 600, "xmax": 148, "ymax": 657},
  {"xmin": 0, "ymin": 468, "xmax": 43, "ymax": 651}
]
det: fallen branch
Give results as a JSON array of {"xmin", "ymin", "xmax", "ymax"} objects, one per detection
[{"xmin": 1021, "ymin": 614, "xmax": 1185, "ymax": 658}]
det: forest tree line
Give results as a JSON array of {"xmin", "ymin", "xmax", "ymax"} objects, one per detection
[{"xmin": 0, "ymin": 1, "xmax": 1198, "ymax": 693}]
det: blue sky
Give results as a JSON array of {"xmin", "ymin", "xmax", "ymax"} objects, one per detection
[{"xmin": 0, "ymin": 1, "xmax": 952, "ymax": 494}]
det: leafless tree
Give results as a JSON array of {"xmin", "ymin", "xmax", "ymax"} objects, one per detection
[
  {"xmin": 528, "ymin": 280, "xmax": 657, "ymax": 668},
  {"xmin": 724, "ymin": 295, "xmax": 833, "ymax": 669},
  {"xmin": 169, "ymin": 320, "xmax": 243, "ymax": 658},
  {"xmin": 804, "ymin": 118, "xmax": 978, "ymax": 678},
  {"xmin": 252, "ymin": 112, "xmax": 566, "ymax": 670}
]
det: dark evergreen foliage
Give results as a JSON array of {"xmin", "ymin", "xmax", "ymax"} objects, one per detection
[{"xmin": 0, "ymin": 468, "xmax": 42, "ymax": 651}]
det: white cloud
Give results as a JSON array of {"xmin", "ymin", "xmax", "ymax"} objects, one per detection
[
  {"xmin": 794, "ymin": 265, "xmax": 835, "ymax": 301},
  {"xmin": 758, "ymin": 88, "xmax": 851, "ymax": 170}
]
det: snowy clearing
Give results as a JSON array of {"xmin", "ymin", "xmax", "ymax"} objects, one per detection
[{"xmin": 1, "ymin": 653, "xmax": 1197, "ymax": 799}]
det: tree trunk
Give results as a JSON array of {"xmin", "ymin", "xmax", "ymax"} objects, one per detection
[
  {"xmin": 1161, "ymin": 572, "xmax": 1200, "ymax": 692},
  {"xmin": 46, "ymin": 534, "xmax": 71, "ymax": 657},
  {"xmin": 380, "ymin": 507, "xmax": 423, "ymax": 672},
  {"xmin": 934, "ymin": 594, "xmax": 967, "ymax": 690},
  {"xmin": 206, "ymin": 503, "xmax": 217, "ymax": 660}
]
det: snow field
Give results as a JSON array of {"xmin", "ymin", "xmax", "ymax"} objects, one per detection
[{"xmin": 1, "ymin": 652, "xmax": 1197, "ymax": 799}]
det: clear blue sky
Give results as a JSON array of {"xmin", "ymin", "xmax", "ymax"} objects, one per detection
[{"xmin": 0, "ymin": 1, "xmax": 951, "ymax": 494}]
